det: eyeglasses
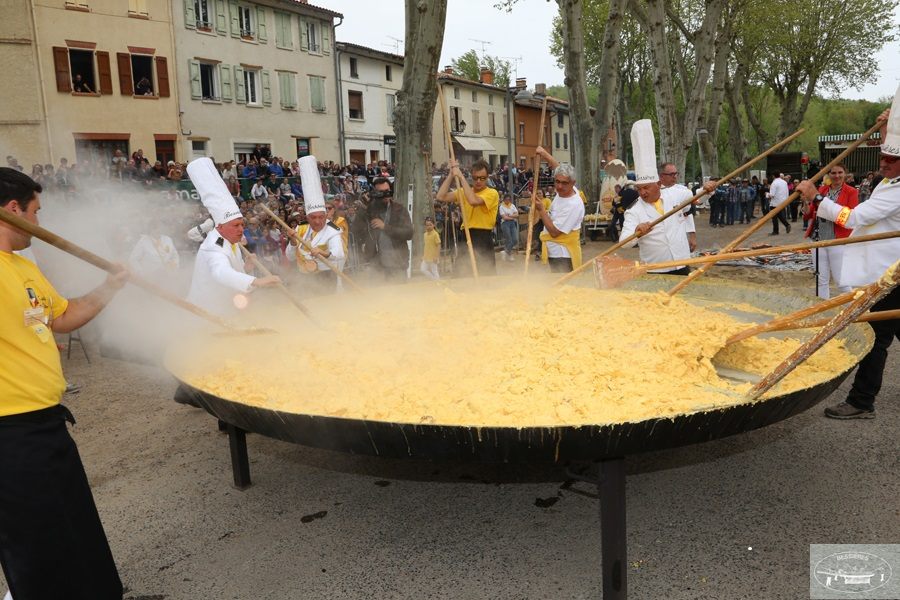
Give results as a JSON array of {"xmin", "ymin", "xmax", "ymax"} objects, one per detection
[
  {"xmin": 554, "ymin": 179, "xmax": 572, "ymax": 185},
  {"xmin": 472, "ymin": 175, "xmax": 488, "ymax": 181}
]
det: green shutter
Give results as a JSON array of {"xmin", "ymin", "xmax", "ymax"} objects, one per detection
[
  {"xmin": 321, "ymin": 21, "xmax": 330, "ymax": 54},
  {"xmin": 256, "ymin": 6, "xmax": 267, "ymax": 42},
  {"xmin": 184, "ymin": 0, "xmax": 196, "ymax": 29},
  {"xmin": 280, "ymin": 73, "xmax": 295, "ymax": 108},
  {"xmin": 289, "ymin": 74, "xmax": 296, "ymax": 107},
  {"xmin": 261, "ymin": 69, "xmax": 271, "ymax": 106},
  {"xmin": 228, "ymin": 0, "xmax": 239, "ymax": 37},
  {"xmin": 282, "ymin": 13, "xmax": 292, "ymax": 49},
  {"xmin": 274, "ymin": 13, "xmax": 283, "ymax": 47},
  {"xmin": 234, "ymin": 65, "xmax": 245, "ymax": 103},
  {"xmin": 220, "ymin": 63, "xmax": 232, "ymax": 101},
  {"xmin": 299, "ymin": 17, "xmax": 308, "ymax": 51},
  {"xmin": 189, "ymin": 60, "xmax": 201, "ymax": 99},
  {"xmin": 215, "ymin": 0, "xmax": 226, "ymax": 34},
  {"xmin": 310, "ymin": 76, "xmax": 324, "ymax": 111}
]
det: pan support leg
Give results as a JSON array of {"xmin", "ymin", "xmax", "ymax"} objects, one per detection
[
  {"xmin": 599, "ymin": 457, "xmax": 627, "ymax": 600},
  {"xmin": 226, "ymin": 424, "xmax": 252, "ymax": 490}
]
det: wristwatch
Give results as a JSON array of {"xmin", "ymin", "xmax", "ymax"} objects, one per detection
[{"xmin": 813, "ymin": 194, "xmax": 824, "ymax": 204}]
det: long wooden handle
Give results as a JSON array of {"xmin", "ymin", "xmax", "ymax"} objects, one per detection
[
  {"xmin": 436, "ymin": 82, "xmax": 479, "ymax": 278},
  {"xmin": 259, "ymin": 204, "xmax": 362, "ymax": 293},
  {"xmin": 627, "ymin": 230, "xmax": 900, "ymax": 276},
  {"xmin": 668, "ymin": 120, "xmax": 884, "ymax": 297},
  {"xmin": 726, "ymin": 289, "xmax": 859, "ymax": 345},
  {"xmin": 554, "ymin": 127, "xmax": 807, "ymax": 286},
  {"xmin": 238, "ymin": 245, "xmax": 317, "ymax": 324},
  {"xmin": 524, "ymin": 96, "xmax": 549, "ymax": 276},
  {"xmin": 0, "ymin": 206, "xmax": 239, "ymax": 331},
  {"xmin": 738, "ymin": 308, "xmax": 900, "ymax": 339},
  {"xmin": 746, "ymin": 259, "xmax": 900, "ymax": 400}
]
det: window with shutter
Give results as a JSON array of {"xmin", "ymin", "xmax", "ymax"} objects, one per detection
[
  {"xmin": 261, "ymin": 70, "xmax": 271, "ymax": 106},
  {"xmin": 68, "ymin": 49, "xmax": 97, "ymax": 93},
  {"xmin": 256, "ymin": 6, "xmax": 267, "ymax": 42},
  {"xmin": 183, "ymin": 0, "xmax": 196, "ymax": 29},
  {"xmin": 299, "ymin": 17, "xmax": 308, "ymax": 50},
  {"xmin": 488, "ymin": 112, "xmax": 496, "ymax": 137},
  {"xmin": 215, "ymin": 0, "xmax": 227, "ymax": 34},
  {"xmin": 472, "ymin": 109, "xmax": 480, "ymax": 134},
  {"xmin": 96, "ymin": 52, "xmax": 113, "ymax": 95},
  {"xmin": 228, "ymin": 0, "xmax": 239, "ymax": 37},
  {"xmin": 155, "ymin": 56, "xmax": 170, "ymax": 97},
  {"xmin": 199, "ymin": 62, "xmax": 218, "ymax": 100},
  {"xmin": 238, "ymin": 5, "xmax": 253, "ymax": 38},
  {"xmin": 194, "ymin": 0, "xmax": 211, "ymax": 28},
  {"xmin": 278, "ymin": 72, "xmax": 296, "ymax": 109},
  {"xmin": 321, "ymin": 21, "xmax": 330, "ymax": 54},
  {"xmin": 234, "ymin": 65, "xmax": 245, "ymax": 103},
  {"xmin": 244, "ymin": 69, "xmax": 260, "ymax": 105},
  {"xmin": 309, "ymin": 75, "xmax": 325, "ymax": 111},
  {"xmin": 131, "ymin": 54, "xmax": 155, "ymax": 95},
  {"xmin": 53, "ymin": 47, "xmax": 72, "ymax": 92},
  {"xmin": 116, "ymin": 53, "xmax": 133, "ymax": 95},
  {"xmin": 347, "ymin": 90, "xmax": 363, "ymax": 119},
  {"xmin": 188, "ymin": 60, "xmax": 202, "ymax": 99},
  {"xmin": 129, "ymin": 0, "xmax": 148, "ymax": 16}
]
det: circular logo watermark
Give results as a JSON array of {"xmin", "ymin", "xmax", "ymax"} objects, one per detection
[{"xmin": 814, "ymin": 551, "xmax": 893, "ymax": 594}]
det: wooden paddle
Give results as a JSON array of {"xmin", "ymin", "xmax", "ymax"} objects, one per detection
[
  {"xmin": 745, "ymin": 259, "xmax": 900, "ymax": 401},
  {"xmin": 0, "ymin": 206, "xmax": 271, "ymax": 334},
  {"xmin": 554, "ymin": 128, "xmax": 807, "ymax": 286},
  {"xmin": 436, "ymin": 82, "xmax": 479, "ymax": 278},
  {"xmin": 592, "ymin": 231, "xmax": 900, "ymax": 289},
  {"xmin": 238, "ymin": 245, "xmax": 318, "ymax": 325},
  {"xmin": 524, "ymin": 95, "xmax": 549, "ymax": 276},
  {"xmin": 667, "ymin": 119, "xmax": 885, "ymax": 297},
  {"xmin": 258, "ymin": 204, "xmax": 363, "ymax": 293}
]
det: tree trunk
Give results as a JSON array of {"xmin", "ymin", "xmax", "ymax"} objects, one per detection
[
  {"xmin": 590, "ymin": 0, "xmax": 627, "ymax": 178},
  {"xmin": 697, "ymin": 22, "xmax": 730, "ymax": 180},
  {"xmin": 394, "ymin": 0, "xmax": 448, "ymax": 263},
  {"xmin": 559, "ymin": 0, "xmax": 598, "ymax": 206},
  {"xmin": 725, "ymin": 67, "xmax": 751, "ymax": 171}
]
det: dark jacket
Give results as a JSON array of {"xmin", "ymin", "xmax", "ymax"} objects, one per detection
[{"xmin": 352, "ymin": 200, "xmax": 413, "ymax": 270}]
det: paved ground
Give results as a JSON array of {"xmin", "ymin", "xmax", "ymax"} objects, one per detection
[{"xmin": 5, "ymin": 213, "xmax": 898, "ymax": 599}]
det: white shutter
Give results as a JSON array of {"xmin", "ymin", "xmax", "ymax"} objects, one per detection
[
  {"xmin": 188, "ymin": 60, "xmax": 201, "ymax": 99},
  {"xmin": 220, "ymin": 63, "xmax": 232, "ymax": 101},
  {"xmin": 261, "ymin": 69, "xmax": 271, "ymax": 106},
  {"xmin": 234, "ymin": 65, "xmax": 245, "ymax": 103},
  {"xmin": 184, "ymin": 0, "xmax": 196, "ymax": 29}
]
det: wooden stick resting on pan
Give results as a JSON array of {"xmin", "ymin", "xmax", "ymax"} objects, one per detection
[
  {"xmin": 746, "ymin": 259, "xmax": 900, "ymax": 401},
  {"xmin": 731, "ymin": 309, "xmax": 900, "ymax": 341},
  {"xmin": 259, "ymin": 204, "xmax": 363, "ymax": 293},
  {"xmin": 238, "ymin": 245, "xmax": 318, "ymax": 325},
  {"xmin": 667, "ymin": 119, "xmax": 885, "ymax": 297},
  {"xmin": 554, "ymin": 127, "xmax": 807, "ymax": 286},
  {"xmin": 0, "ymin": 206, "xmax": 263, "ymax": 333},
  {"xmin": 524, "ymin": 95, "xmax": 549, "ymax": 276},
  {"xmin": 593, "ymin": 230, "xmax": 900, "ymax": 289},
  {"xmin": 436, "ymin": 82, "xmax": 479, "ymax": 278}
]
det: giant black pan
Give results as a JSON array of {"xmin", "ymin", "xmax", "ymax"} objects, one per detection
[{"xmin": 169, "ymin": 276, "xmax": 874, "ymax": 462}]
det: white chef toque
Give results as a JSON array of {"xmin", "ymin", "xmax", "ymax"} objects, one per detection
[
  {"xmin": 299, "ymin": 155, "xmax": 326, "ymax": 214},
  {"xmin": 630, "ymin": 119, "xmax": 659, "ymax": 184},
  {"xmin": 881, "ymin": 82, "xmax": 900, "ymax": 157},
  {"xmin": 186, "ymin": 158, "xmax": 243, "ymax": 225}
]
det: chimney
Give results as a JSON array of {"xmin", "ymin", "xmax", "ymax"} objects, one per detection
[
  {"xmin": 443, "ymin": 65, "xmax": 454, "ymax": 74},
  {"xmin": 479, "ymin": 67, "xmax": 494, "ymax": 85},
  {"xmin": 515, "ymin": 77, "xmax": 527, "ymax": 89},
  {"xmin": 535, "ymin": 83, "xmax": 546, "ymax": 96}
]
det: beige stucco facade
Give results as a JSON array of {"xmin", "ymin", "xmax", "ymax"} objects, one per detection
[
  {"xmin": 173, "ymin": 0, "xmax": 341, "ymax": 164},
  {"xmin": 431, "ymin": 74, "xmax": 511, "ymax": 170},
  {"xmin": 4, "ymin": 0, "xmax": 182, "ymax": 167}
]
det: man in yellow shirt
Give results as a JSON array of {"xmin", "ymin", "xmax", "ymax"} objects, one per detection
[
  {"xmin": 436, "ymin": 158, "xmax": 499, "ymax": 276},
  {"xmin": 0, "ymin": 167, "xmax": 127, "ymax": 599}
]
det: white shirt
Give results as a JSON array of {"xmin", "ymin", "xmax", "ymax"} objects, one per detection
[
  {"xmin": 816, "ymin": 175, "xmax": 900, "ymax": 287},
  {"xmin": 285, "ymin": 222, "xmax": 345, "ymax": 272},
  {"xmin": 129, "ymin": 234, "xmax": 179, "ymax": 280},
  {"xmin": 251, "ymin": 184, "xmax": 268, "ymax": 201},
  {"xmin": 186, "ymin": 232, "xmax": 255, "ymax": 316},
  {"xmin": 499, "ymin": 202, "xmax": 518, "ymax": 220},
  {"xmin": 546, "ymin": 192, "xmax": 585, "ymax": 258},
  {"xmin": 621, "ymin": 193, "xmax": 692, "ymax": 272},
  {"xmin": 770, "ymin": 177, "xmax": 789, "ymax": 206}
]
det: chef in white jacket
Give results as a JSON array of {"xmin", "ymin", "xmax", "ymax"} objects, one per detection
[
  {"xmin": 285, "ymin": 156, "xmax": 345, "ymax": 292},
  {"xmin": 620, "ymin": 120, "xmax": 696, "ymax": 275},
  {"xmin": 185, "ymin": 158, "xmax": 280, "ymax": 315},
  {"xmin": 795, "ymin": 86, "xmax": 900, "ymax": 420}
]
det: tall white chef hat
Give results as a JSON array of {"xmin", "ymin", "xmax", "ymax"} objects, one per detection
[
  {"xmin": 630, "ymin": 119, "xmax": 659, "ymax": 184},
  {"xmin": 881, "ymin": 82, "xmax": 900, "ymax": 157},
  {"xmin": 299, "ymin": 155, "xmax": 326, "ymax": 214},
  {"xmin": 186, "ymin": 157, "xmax": 242, "ymax": 225}
]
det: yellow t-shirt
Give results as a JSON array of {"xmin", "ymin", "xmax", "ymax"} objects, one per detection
[
  {"xmin": 0, "ymin": 251, "xmax": 69, "ymax": 416},
  {"xmin": 423, "ymin": 229, "xmax": 441, "ymax": 262},
  {"xmin": 455, "ymin": 186, "xmax": 499, "ymax": 231}
]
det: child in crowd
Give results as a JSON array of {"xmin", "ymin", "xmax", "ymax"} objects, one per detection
[{"xmin": 421, "ymin": 217, "xmax": 440, "ymax": 280}]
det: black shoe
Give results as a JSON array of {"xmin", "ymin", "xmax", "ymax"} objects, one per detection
[
  {"xmin": 825, "ymin": 401, "xmax": 874, "ymax": 419},
  {"xmin": 769, "ymin": 232, "xmax": 779, "ymax": 235},
  {"xmin": 786, "ymin": 223, "xmax": 792, "ymax": 234}
]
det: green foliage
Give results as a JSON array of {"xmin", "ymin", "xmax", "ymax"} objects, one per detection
[{"xmin": 450, "ymin": 49, "xmax": 512, "ymax": 88}]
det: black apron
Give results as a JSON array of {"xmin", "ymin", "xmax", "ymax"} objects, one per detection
[{"xmin": 0, "ymin": 405, "xmax": 122, "ymax": 600}]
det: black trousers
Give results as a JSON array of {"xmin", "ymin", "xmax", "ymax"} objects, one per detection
[
  {"xmin": 547, "ymin": 257, "xmax": 573, "ymax": 273},
  {"xmin": 457, "ymin": 228, "xmax": 496, "ymax": 277},
  {"xmin": 769, "ymin": 205, "xmax": 790, "ymax": 233},
  {"xmin": 846, "ymin": 286, "xmax": 900, "ymax": 411},
  {"xmin": 0, "ymin": 405, "xmax": 123, "ymax": 600}
]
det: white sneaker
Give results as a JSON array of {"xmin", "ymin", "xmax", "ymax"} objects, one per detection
[{"xmin": 500, "ymin": 250, "xmax": 508, "ymax": 260}]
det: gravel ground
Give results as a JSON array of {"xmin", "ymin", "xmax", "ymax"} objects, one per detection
[{"xmin": 5, "ymin": 214, "xmax": 898, "ymax": 600}]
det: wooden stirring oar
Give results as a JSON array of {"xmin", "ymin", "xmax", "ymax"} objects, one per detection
[
  {"xmin": 258, "ymin": 204, "xmax": 363, "ymax": 293},
  {"xmin": 745, "ymin": 259, "xmax": 900, "ymax": 401},
  {"xmin": 554, "ymin": 127, "xmax": 807, "ymax": 286},
  {"xmin": 524, "ymin": 95, "xmax": 549, "ymax": 276},
  {"xmin": 593, "ymin": 230, "xmax": 900, "ymax": 289},
  {"xmin": 238, "ymin": 245, "xmax": 318, "ymax": 325},
  {"xmin": 667, "ymin": 119, "xmax": 885, "ymax": 297},
  {"xmin": 0, "ymin": 207, "xmax": 268, "ymax": 334},
  {"xmin": 436, "ymin": 82, "xmax": 479, "ymax": 278}
]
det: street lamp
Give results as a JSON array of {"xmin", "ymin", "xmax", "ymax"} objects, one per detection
[{"xmin": 459, "ymin": 120, "xmax": 467, "ymax": 133}]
